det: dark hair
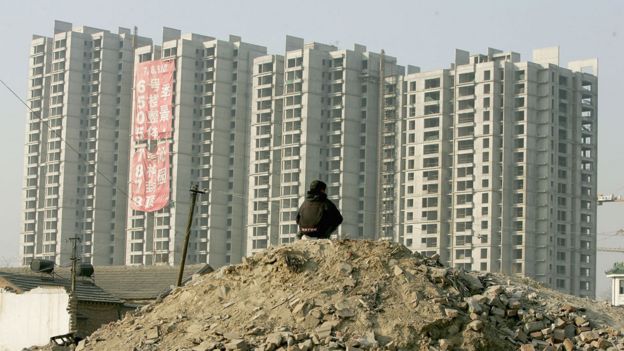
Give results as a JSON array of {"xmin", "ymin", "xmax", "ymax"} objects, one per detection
[{"xmin": 309, "ymin": 180, "xmax": 327, "ymax": 192}]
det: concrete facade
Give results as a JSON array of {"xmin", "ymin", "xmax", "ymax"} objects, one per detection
[
  {"xmin": 246, "ymin": 37, "xmax": 402, "ymax": 254},
  {"xmin": 126, "ymin": 29, "xmax": 266, "ymax": 266},
  {"xmin": 20, "ymin": 21, "xmax": 151, "ymax": 266},
  {"xmin": 391, "ymin": 48, "xmax": 598, "ymax": 297}
]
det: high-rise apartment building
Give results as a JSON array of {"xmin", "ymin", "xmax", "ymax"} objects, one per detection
[
  {"xmin": 246, "ymin": 37, "xmax": 403, "ymax": 255},
  {"xmin": 126, "ymin": 29, "xmax": 266, "ymax": 266},
  {"xmin": 20, "ymin": 23, "xmax": 599, "ymax": 297},
  {"xmin": 390, "ymin": 48, "xmax": 598, "ymax": 297},
  {"xmin": 21, "ymin": 21, "xmax": 151, "ymax": 266}
]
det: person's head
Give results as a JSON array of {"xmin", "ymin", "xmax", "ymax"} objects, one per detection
[{"xmin": 309, "ymin": 180, "xmax": 327, "ymax": 194}]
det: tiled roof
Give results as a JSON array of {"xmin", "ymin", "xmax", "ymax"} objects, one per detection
[
  {"xmin": 0, "ymin": 264, "xmax": 212, "ymax": 301},
  {"xmin": 0, "ymin": 271, "xmax": 123, "ymax": 304},
  {"xmin": 89, "ymin": 264, "xmax": 212, "ymax": 300}
]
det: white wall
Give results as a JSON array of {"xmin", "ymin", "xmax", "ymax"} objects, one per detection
[
  {"xmin": 610, "ymin": 276, "xmax": 624, "ymax": 306},
  {"xmin": 0, "ymin": 287, "xmax": 70, "ymax": 351}
]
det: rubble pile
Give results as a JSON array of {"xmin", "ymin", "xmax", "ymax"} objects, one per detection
[{"xmin": 39, "ymin": 240, "xmax": 624, "ymax": 351}]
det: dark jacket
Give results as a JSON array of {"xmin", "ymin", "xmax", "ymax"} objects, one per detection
[{"xmin": 296, "ymin": 191, "xmax": 343, "ymax": 239}]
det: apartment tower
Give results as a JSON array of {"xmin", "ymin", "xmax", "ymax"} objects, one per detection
[
  {"xmin": 126, "ymin": 29, "xmax": 266, "ymax": 266},
  {"xmin": 246, "ymin": 37, "xmax": 402, "ymax": 255},
  {"xmin": 20, "ymin": 21, "xmax": 151, "ymax": 266},
  {"xmin": 392, "ymin": 48, "xmax": 598, "ymax": 297}
]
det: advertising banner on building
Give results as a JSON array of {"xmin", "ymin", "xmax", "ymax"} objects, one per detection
[
  {"xmin": 129, "ymin": 146, "xmax": 148, "ymax": 211},
  {"xmin": 130, "ymin": 142, "xmax": 170, "ymax": 212},
  {"xmin": 133, "ymin": 60, "xmax": 174, "ymax": 141}
]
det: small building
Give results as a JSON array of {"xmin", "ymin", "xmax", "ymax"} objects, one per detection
[
  {"xmin": 0, "ymin": 272, "xmax": 123, "ymax": 350},
  {"xmin": 607, "ymin": 263, "xmax": 624, "ymax": 306},
  {"xmin": 0, "ymin": 264, "xmax": 212, "ymax": 350}
]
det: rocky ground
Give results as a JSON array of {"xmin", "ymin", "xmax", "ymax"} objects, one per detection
[{"xmin": 34, "ymin": 239, "xmax": 624, "ymax": 351}]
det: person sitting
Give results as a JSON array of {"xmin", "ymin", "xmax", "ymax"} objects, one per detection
[{"xmin": 296, "ymin": 180, "xmax": 343, "ymax": 240}]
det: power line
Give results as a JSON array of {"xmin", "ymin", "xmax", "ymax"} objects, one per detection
[{"xmin": 0, "ymin": 78, "xmax": 132, "ymax": 202}]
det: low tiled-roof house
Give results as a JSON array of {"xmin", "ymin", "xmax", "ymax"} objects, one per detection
[
  {"xmin": 0, "ymin": 264, "xmax": 212, "ymax": 349},
  {"xmin": 0, "ymin": 271, "xmax": 123, "ymax": 350}
]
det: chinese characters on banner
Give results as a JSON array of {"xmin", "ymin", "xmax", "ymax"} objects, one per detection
[
  {"xmin": 131, "ymin": 59, "xmax": 175, "ymax": 213},
  {"xmin": 133, "ymin": 60, "xmax": 174, "ymax": 141},
  {"xmin": 130, "ymin": 142, "xmax": 171, "ymax": 212}
]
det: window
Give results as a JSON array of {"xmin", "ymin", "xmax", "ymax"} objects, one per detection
[
  {"xmin": 422, "ymin": 197, "xmax": 438, "ymax": 208},
  {"xmin": 424, "ymin": 131, "xmax": 439, "ymax": 141},
  {"xmin": 424, "ymin": 117, "xmax": 439, "ymax": 128},
  {"xmin": 424, "ymin": 78, "xmax": 440, "ymax": 89},
  {"xmin": 423, "ymin": 144, "xmax": 439, "ymax": 154},
  {"xmin": 457, "ymin": 154, "xmax": 473, "ymax": 165},
  {"xmin": 423, "ymin": 157, "xmax": 439, "ymax": 168}
]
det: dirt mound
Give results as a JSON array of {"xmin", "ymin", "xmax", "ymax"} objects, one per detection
[{"xmin": 55, "ymin": 240, "xmax": 624, "ymax": 351}]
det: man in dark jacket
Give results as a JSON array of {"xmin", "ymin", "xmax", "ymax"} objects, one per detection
[{"xmin": 296, "ymin": 180, "xmax": 343, "ymax": 239}]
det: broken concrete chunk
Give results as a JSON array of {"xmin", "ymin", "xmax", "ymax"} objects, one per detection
[
  {"xmin": 315, "ymin": 321, "xmax": 338, "ymax": 339},
  {"xmin": 524, "ymin": 321, "xmax": 544, "ymax": 333},
  {"xmin": 146, "ymin": 326, "xmax": 160, "ymax": 340},
  {"xmin": 438, "ymin": 338, "xmax": 451, "ymax": 351},
  {"xmin": 298, "ymin": 339, "xmax": 313, "ymax": 351},
  {"xmin": 552, "ymin": 328, "xmax": 566, "ymax": 342},
  {"xmin": 393, "ymin": 265, "xmax": 404, "ymax": 276},
  {"xmin": 225, "ymin": 339, "xmax": 248, "ymax": 351},
  {"xmin": 574, "ymin": 316, "xmax": 588, "ymax": 327},
  {"xmin": 337, "ymin": 307, "xmax": 355, "ymax": 318},
  {"xmin": 460, "ymin": 272, "xmax": 484, "ymax": 292},
  {"xmin": 579, "ymin": 330, "xmax": 598, "ymax": 343},
  {"xmin": 223, "ymin": 331, "xmax": 241, "ymax": 340},
  {"xmin": 562, "ymin": 339, "xmax": 574, "ymax": 351},
  {"xmin": 529, "ymin": 330, "xmax": 543, "ymax": 340},
  {"xmin": 303, "ymin": 315, "xmax": 321, "ymax": 329},
  {"xmin": 519, "ymin": 344, "xmax": 535, "ymax": 351},
  {"xmin": 339, "ymin": 263, "xmax": 353, "ymax": 275},
  {"xmin": 357, "ymin": 331, "xmax": 378, "ymax": 348},
  {"xmin": 467, "ymin": 320, "xmax": 484, "ymax": 332},
  {"xmin": 563, "ymin": 324, "xmax": 576, "ymax": 339},
  {"xmin": 429, "ymin": 267, "xmax": 447, "ymax": 281},
  {"xmin": 444, "ymin": 308, "xmax": 459, "ymax": 318},
  {"xmin": 490, "ymin": 306, "xmax": 505, "ymax": 317}
]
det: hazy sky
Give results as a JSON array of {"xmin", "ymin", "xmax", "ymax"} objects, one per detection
[{"xmin": 1, "ymin": 0, "xmax": 623, "ymax": 298}]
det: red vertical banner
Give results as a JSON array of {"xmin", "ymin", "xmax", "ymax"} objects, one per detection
[
  {"xmin": 133, "ymin": 60, "xmax": 174, "ymax": 141},
  {"xmin": 130, "ymin": 142, "xmax": 170, "ymax": 212},
  {"xmin": 145, "ymin": 141, "xmax": 170, "ymax": 212},
  {"xmin": 130, "ymin": 146, "xmax": 148, "ymax": 211}
]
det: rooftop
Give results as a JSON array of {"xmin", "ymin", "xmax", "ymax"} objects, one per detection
[
  {"xmin": 0, "ymin": 264, "xmax": 212, "ymax": 302},
  {"xmin": 0, "ymin": 271, "xmax": 122, "ymax": 304}
]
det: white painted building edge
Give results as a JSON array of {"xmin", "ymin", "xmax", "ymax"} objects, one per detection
[
  {"xmin": 606, "ymin": 273, "xmax": 624, "ymax": 306},
  {"xmin": 0, "ymin": 286, "xmax": 70, "ymax": 351}
]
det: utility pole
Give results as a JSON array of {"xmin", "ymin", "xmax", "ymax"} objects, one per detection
[
  {"xmin": 68, "ymin": 235, "xmax": 80, "ymax": 333},
  {"xmin": 177, "ymin": 184, "xmax": 206, "ymax": 286}
]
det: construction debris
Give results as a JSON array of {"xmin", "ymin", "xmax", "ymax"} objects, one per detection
[{"xmin": 30, "ymin": 240, "xmax": 624, "ymax": 350}]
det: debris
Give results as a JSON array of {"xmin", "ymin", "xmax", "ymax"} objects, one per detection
[{"xmin": 29, "ymin": 240, "xmax": 624, "ymax": 351}]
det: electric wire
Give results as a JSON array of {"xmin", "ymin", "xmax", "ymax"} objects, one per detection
[{"xmin": 1, "ymin": 78, "xmax": 132, "ymax": 202}]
